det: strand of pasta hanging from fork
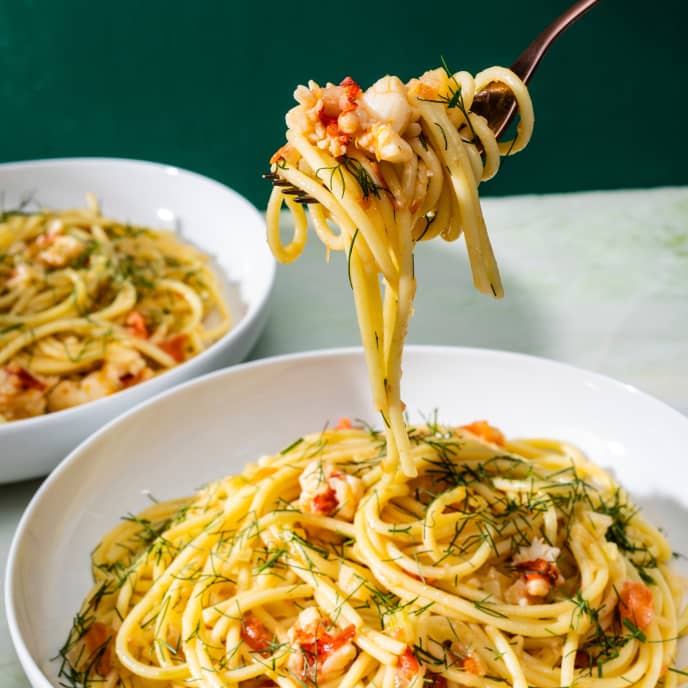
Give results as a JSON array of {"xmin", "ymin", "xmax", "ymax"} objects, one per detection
[{"xmin": 265, "ymin": 63, "xmax": 534, "ymax": 478}]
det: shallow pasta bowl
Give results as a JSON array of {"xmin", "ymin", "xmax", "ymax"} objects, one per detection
[
  {"xmin": 0, "ymin": 158, "xmax": 274, "ymax": 483},
  {"xmin": 6, "ymin": 346, "xmax": 688, "ymax": 687}
]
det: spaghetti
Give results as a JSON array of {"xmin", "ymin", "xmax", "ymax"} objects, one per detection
[
  {"xmin": 60, "ymin": 422, "xmax": 688, "ymax": 688},
  {"xmin": 266, "ymin": 64, "xmax": 533, "ymax": 476},
  {"xmin": 61, "ymin": 64, "xmax": 687, "ymax": 688},
  {"xmin": 0, "ymin": 195, "xmax": 230, "ymax": 422}
]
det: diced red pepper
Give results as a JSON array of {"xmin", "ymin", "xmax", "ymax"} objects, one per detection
[
  {"xmin": 295, "ymin": 619, "xmax": 356, "ymax": 664},
  {"xmin": 399, "ymin": 646, "xmax": 421, "ymax": 681},
  {"xmin": 125, "ymin": 310, "xmax": 148, "ymax": 339},
  {"xmin": 241, "ymin": 613, "xmax": 272, "ymax": 654},
  {"xmin": 619, "ymin": 581, "xmax": 654, "ymax": 630},
  {"xmin": 160, "ymin": 334, "xmax": 189, "ymax": 363},
  {"xmin": 459, "ymin": 420, "xmax": 505, "ymax": 446},
  {"xmin": 312, "ymin": 485, "xmax": 339, "ymax": 515},
  {"xmin": 5, "ymin": 365, "xmax": 46, "ymax": 392},
  {"xmin": 339, "ymin": 76, "xmax": 362, "ymax": 111},
  {"xmin": 513, "ymin": 558, "xmax": 560, "ymax": 586},
  {"xmin": 461, "ymin": 656, "xmax": 481, "ymax": 675}
]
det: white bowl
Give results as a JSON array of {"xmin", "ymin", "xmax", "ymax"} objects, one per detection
[
  {"xmin": 0, "ymin": 158, "xmax": 275, "ymax": 483},
  {"xmin": 6, "ymin": 346, "xmax": 688, "ymax": 687}
]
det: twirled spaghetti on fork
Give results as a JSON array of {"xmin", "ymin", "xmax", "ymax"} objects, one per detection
[{"xmin": 266, "ymin": 64, "xmax": 533, "ymax": 476}]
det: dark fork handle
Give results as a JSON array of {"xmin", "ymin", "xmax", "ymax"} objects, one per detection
[
  {"xmin": 512, "ymin": 0, "xmax": 604, "ymax": 84},
  {"xmin": 472, "ymin": 0, "xmax": 604, "ymax": 139}
]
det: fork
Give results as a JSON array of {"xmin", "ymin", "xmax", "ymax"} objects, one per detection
[
  {"xmin": 264, "ymin": 0, "xmax": 604, "ymax": 202},
  {"xmin": 471, "ymin": 0, "xmax": 604, "ymax": 138},
  {"xmin": 262, "ymin": 171, "xmax": 318, "ymax": 205}
]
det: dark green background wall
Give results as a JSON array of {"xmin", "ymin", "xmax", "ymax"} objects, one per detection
[{"xmin": 0, "ymin": 0, "xmax": 685, "ymax": 208}]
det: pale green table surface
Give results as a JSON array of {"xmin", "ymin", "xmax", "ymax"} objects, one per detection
[{"xmin": 2, "ymin": 187, "xmax": 687, "ymax": 686}]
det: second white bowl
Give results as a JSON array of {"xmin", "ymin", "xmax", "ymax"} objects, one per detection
[{"xmin": 0, "ymin": 157, "xmax": 275, "ymax": 482}]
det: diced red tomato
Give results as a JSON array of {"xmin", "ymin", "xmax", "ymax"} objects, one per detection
[
  {"xmin": 461, "ymin": 656, "xmax": 481, "ymax": 675},
  {"xmin": 241, "ymin": 613, "xmax": 272, "ymax": 654},
  {"xmin": 125, "ymin": 310, "xmax": 148, "ymax": 338},
  {"xmin": 312, "ymin": 485, "xmax": 339, "ymax": 515},
  {"xmin": 459, "ymin": 420, "xmax": 505, "ymax": 446},
  {"xmin": 339, "ymin": 76, "xmax": 362, "ymax": 112},
  {"xmin": 513, "ymin": 558, "xmax": 560, "ymax": 585},
  {"xmin": 295, "ymin": 619, "xmax": 356, "ymax": 663},
  {"xmin": 619, "ymin": 581, "xmax": 654, "ymax": 630},
  {"xmin": 335, "ymin": 417, "xmax": 363, "ymax": 431},
  {"xmin": 317, "ymin": 623, "xmax": 356, "ymax": 657},
  {"xmin": 7, "ymin": 365, "xmax": 46, "ymax": 392},
  {"xmin": 326, "ymin": 121, "xmax": 342, "ymax": 137},
  {"xmin": 160, "ymin": 334, "xmax": 189, "ymax": 363},
  {"xmin": 399, "ymin": 646, "xmax": 421, "ymax": 681},
  {"xmin": 83, "ymin": 621, "xmax": 113, "ymax": 676},
  {"xmin": 427, "ymin": 673, "xmax": 448, "ymax": 688}
]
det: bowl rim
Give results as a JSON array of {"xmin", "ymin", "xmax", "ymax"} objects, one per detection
[
  {"xmin": 0, "ymin": 156, "xmax": 276, "ymax": 434},
  {"xmin": 5, "ymin": 343, "xmax": 688, "ymax": 687}
]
